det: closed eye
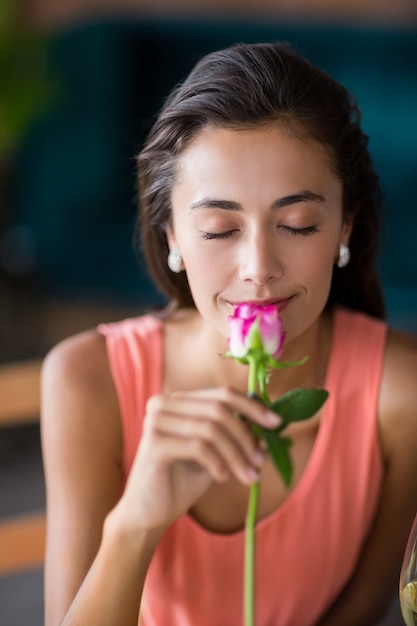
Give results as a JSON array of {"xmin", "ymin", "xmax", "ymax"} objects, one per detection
[
  {"xmin": 200, "ymin": 230, "xmax": 238, "ymax": 240},
  {"xmin": 281, "ymin": 225, "xmax": 319, "ymax": 236}
]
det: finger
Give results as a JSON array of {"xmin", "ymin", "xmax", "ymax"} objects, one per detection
[
  {"xmin": 175, "ymin": 387, "xmax": 282, "ymax": 428},
  {"xmin": 153, "ymin": 413, "xmax": 263, "ymax": 485},
  {"xmin": 150, "ymin": 430, "xmax": 232, "ymax": 484},
  {"xmin": 147, "ymin": 394, "xmax": 264, "ymax": 468}
]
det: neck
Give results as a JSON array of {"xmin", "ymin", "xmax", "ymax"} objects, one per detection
[{"xmin": 268, "ymin": 310, "xmax": 332, "ymax": 399}]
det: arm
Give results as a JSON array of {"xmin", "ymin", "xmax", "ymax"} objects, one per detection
[
  {"xmin": 41, "ymin": 330, "xmax": 158, "ymax": 626},
  {"xmin": 42, "ymin": 329, "xmax": 279, "ymax": 625},
  {"xmin": 318, "ymin": 329, "xmax": 417, "ymax": 625}
]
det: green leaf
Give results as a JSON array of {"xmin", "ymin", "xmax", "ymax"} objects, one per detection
[
  {"xmin": 247, "ymin": 389, "xmax": 328, "ymax": 485},
  {"xmin": 270, "ymin": 388, "xmax": 329, "ymax": 426},
  {"xmin": 262, "ymin": 431, "xmax": 293, "ymax": 486}
]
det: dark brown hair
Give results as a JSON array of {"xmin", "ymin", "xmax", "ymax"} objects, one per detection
[{"xmin": 137, "ymin": 42, "xmax": 385, "ymax": 318}]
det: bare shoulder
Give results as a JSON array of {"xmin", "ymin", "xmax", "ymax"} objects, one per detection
[
  {"xmin": 379, "ymin": 326, "xmax": 417, "ymax": 464},
  {"xmin": 41, "ymin": 328, "xmax": 122, "ymax": 482},
  {"xmin": 42, "ymin": 328, "xmax": 115, "ymax": 405},
  {"xmin": 42, "ymin": 330, "xmax": 124, "ymax": 624},
  {"xmin": 381, "ymin": 327, "xmax": 417, "ymax": 412}
]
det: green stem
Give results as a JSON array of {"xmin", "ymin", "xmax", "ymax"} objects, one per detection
[
  {"xmin": 245, "ymin": 481, "xmax": 259, "ymax": 626},
  {"xmin": 245, "ymin": 355, "xmax": 260, "ymax": 626},
  {"xmin": 258, "ymin": 364, "xmax": 270, "ymax": 406},
  {"xmin": 248, "ymin": 356, "xmax": 258, "ymax": 397}
]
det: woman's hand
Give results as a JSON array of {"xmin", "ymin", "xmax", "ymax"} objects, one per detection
[{"xmin": 118, "ymin": 387, "xmax": 281, "ymax": 531}]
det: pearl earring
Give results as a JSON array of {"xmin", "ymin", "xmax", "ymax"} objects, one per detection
[
  {"xmin": 167, "ymin": 248, "xmax": 184, "ymax": 273},
  {"xmin": 337, "ymin": 242, "xmax": 350, "ymax": 268}
]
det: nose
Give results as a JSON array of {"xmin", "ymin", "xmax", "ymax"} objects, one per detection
[{"xmin": 238, "ymin": 231, "xmax": 283, "ymax": 286}]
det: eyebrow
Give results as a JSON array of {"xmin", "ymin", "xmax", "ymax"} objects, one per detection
[{"xmin": 190, "ymin": 191, "xmax": 326, "ymax": 211}]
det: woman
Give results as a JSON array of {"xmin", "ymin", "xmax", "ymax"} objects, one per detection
[{"xmin": 41, "ymin": 42, "xmax": 417, "ymax": 625}]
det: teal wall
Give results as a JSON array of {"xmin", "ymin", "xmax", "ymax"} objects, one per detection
[{"xmin": 15, "ymin": 19, "xmax": 417, "ymax": 329}]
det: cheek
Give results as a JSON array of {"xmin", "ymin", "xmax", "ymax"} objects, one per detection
[
  {"xmin": 310, "ymin": 247, "xmax": 336, "ymax": 277},
  {"xmin": 180, "ymin": 242, "xmax": 228, "ymax": 299},
  {"xmin": 307, "ymin": 250, "xmax": 336, "ymax": 293},
  {"xmin": 288, "ymin": 236, "xmax": 336, "ymax": 277},
  {"xmin": 285, "ymin": 240, "xmax": 337, "ymax": 315}
]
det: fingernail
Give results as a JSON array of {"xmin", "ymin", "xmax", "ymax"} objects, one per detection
[
  {"xmin": 252, "ymin": 449, "xmax": 264, "ymax": 467},
  {"xmin": 266, "ymin": 411, "xmax": 281, "ymax": 426},
  {"xmin": 246, "ymin": 467, "xmax": 260, "ymax": 483}
]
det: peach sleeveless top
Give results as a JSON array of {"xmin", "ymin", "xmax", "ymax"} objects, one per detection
[{"xmin": 98, "ymin": 307, "xmax": 386, "ymax": 626}]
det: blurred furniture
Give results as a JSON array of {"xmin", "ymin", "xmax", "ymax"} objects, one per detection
[
  {"xmin": 0, "ymin": 359, "xmax": 41, "ymax": 428},
  {"xmin": 0, "ymin": 358, "xmax": 45, "ymax": 575},
  {"xmin": 0, "ymin": 513, "xmax": 45, "ymax": 575}
]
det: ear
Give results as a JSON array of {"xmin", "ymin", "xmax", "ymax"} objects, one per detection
[
  {"xmin": 340, "ymin": 218, "xmax": 353, "ymax": 246},
  {"xmin": 165, "ymin": 224, "xmax": 178, "ymax": 251}
]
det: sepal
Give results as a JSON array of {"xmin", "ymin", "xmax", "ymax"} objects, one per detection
[{"xmin": 266, "ymin": 355, "xmax": 308, "ymax": 369}]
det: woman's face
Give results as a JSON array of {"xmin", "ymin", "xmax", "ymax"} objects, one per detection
[{"xmin": 168, "ymin": 124, "xmax": 350, "ymax": 345}]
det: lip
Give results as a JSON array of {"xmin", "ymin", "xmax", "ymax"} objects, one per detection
[
  {"xmin": 228, "ymin": 296, "xmax": 295, "ymax": 311},
  {"xmin": 275, "ymin": 297, "xmax": 293, "ymax": 311}
]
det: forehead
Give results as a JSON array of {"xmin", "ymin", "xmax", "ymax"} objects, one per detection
[{"xmin": 172, "ymin": 123, "xmax": 341, "ymax": 200}]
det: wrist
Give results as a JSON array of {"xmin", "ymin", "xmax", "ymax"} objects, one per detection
[{"xmin": 104, "ymin": 501, "xmax": 165, "ymax": 559}]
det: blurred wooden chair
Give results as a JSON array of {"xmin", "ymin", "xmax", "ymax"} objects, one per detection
[{"xmin": 0, "ymin": 358, "xmax": 46, "ymax": 574}]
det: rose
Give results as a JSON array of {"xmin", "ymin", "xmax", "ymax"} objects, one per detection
[
  {"xmin": 225, "ymin": 304, "xmax": 328, "ymax": 626},
  {"xmin": 227, "ymin": 304, "xmax": 287, "ymax": 405},
  {"xmin": 228, "ymin": 303, "xmax": 285, "ymax": 360}
]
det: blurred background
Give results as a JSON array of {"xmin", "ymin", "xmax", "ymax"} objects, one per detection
[{"xmin": 1, "ymin": 0, "xmax": 416, "ymax": 624}]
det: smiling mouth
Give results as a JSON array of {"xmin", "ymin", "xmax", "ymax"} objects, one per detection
[{"xmin": 228, "ymin": 296, "xmax": 295, "ymax": 310}]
